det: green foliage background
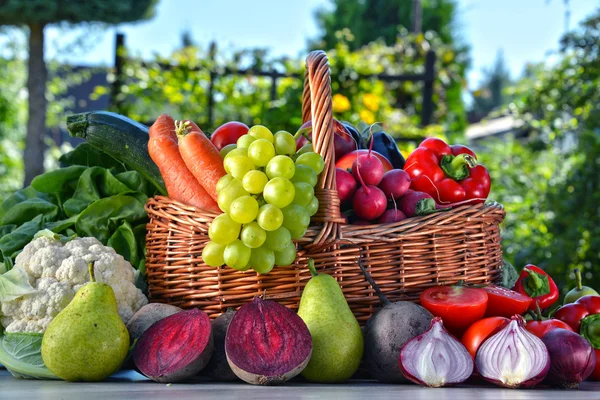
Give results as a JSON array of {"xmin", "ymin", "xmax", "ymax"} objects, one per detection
[{"xmin": 1, "ymin": 8, "xmax": 599, "ymax": 293}]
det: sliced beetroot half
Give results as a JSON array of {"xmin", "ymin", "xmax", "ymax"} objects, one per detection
[
  {"xmin": 225, "ymin": 297, "xmax": 312, "ymax": 385},
  {"xmin": 133, "ymin": 308, "xmax": 213, "ymax": 383}
]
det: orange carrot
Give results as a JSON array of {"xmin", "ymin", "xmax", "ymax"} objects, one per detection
[
  {"xmin": 176, "ymin": 120, "xmax": 226, "ymax": 203},
  {"xmin": 148, "ymin": 114, "xmax": 219, "ymax": 212}
]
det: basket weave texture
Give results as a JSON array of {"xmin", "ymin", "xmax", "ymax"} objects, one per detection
[{"xmin": 145, "ymin": 51, "xmax": 506, "ymax": 324}]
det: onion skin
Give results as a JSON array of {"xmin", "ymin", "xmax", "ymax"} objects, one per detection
[
  {"xmin": 541, "ymin": 329, "xmax": 596, "ymax": 389},
  {"xmin": 399, "ymin": 317, "xmax": 473, "ymax": 387},
  {"xmin": 476, "ymin": 315, "xmax": 550, "ymax": 389}
]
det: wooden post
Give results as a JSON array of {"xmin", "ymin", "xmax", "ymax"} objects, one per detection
[
  {"xmin": 270, "ymin": 70, "xmax": 278, "ymax": 103},
  {"xmin": 412, "ymin": 0, "xmax": 422, "ymax": 33},
  {"xmin": 207, "ymin": 41, "xmax": 217, "ymax": 127},
  {"xmin": 111, "ymin": 33, "xmax": 125, "ymax": 111},
  {"xmin": 421, "ymin": 50, "xmax": 435, "ymax": 126}
]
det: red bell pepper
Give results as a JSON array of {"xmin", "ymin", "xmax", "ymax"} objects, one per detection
[
  {"xmin": 555, "ymin": 295, "xmax": 600, "ymax": 333},
  {"xmin": 404, "ymin": 138, "xmax": 491, "ymax": 205},
  {"xmin": 512, "ymin": 264, "xmax": 559, "ymax": 310}
]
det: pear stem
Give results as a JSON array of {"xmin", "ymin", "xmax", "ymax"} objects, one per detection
[
  {"xmin": 88, "ymin": 262, "xmax": 96, "ymax": 283},
  {"xmin": 307, "ymin": 259, "xmax": 318, "ymax": 277},
  {"xmin": 574, "ymin": 268, "xmax": 583, "ymax": 291}
]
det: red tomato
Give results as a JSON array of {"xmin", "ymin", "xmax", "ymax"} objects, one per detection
[
  {"xmin": 590, "ymin": 349, "xmax": 600, "ymax": 381},
  {"xmin": 336, "ymin": 150, "xmax": 393, "ymax": 172},
  {"xmin": 577, "ymin": 295, "xmax": 600, "ymax": 315},
  {"xmin": 554, "ymin": 303, "xmax": 590, "ymax": 332},
  {"xmin": 461, "ymin": 317, "xmax": 509, "ymax": 358},
  {"xmin": 210, "ymin": 121, "xmax": 249, "ymax": 150},
  {"xmin": 525, "ymin": 318, "xmax": 574, "ymax": 338},
  {"xmin": 482, "ymin": 285, "xmax": 532, "ymax": 318},
  {"xmin": 420, "ymin": 286, "xmax": 488, "ymax": 336}
]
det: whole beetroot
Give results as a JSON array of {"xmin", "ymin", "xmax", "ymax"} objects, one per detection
[
  {"xmin": 126, "ymin": 303, "xmax": 182, "ymax": 341},
  {"xmin": 204, "ymin": 309, "xmax": 238, "ymax": 381},
  {"xmin": 133, "ymin": 309, "xmax": 213, "ymax": 383},
  {"xmin": 225, "ymin": 297, "xmax": 312, "ymax": 385}
]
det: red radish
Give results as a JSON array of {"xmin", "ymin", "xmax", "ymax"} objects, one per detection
[
  {"xmin": 352, "ymin": 160, "xmax": 387, "ymax": 221},
  {"xmin": 352, "ymin": 136, "xmax": 384, "ymax": 186},
  {"xmin": 336, "ymin": 168, "xmax": 357, "ymax": 203},
  {"xmin": 353, "ymin": 186, "xmax": 387, "ymax": 220},
  {"xmin": 378, "ymin": 196, "xmax": 407, "ymax": 223},
  {"xmin": 378, "ymin": 209, "xmax": 406, "ymax": 223},
  {"xmin": 379, "ymin": 169, "xmax": 411, "ymax": 199},
  {"xmin": 398, "ymin": 190, "xmax": 441, "ymax": 218}
]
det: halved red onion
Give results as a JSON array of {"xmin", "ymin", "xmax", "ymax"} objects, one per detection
[
  {"xmin": 476, "ymin": 315, "xmax": 550, "ymax": 388},
  {"xmin": 399, "ymin": 317, "xmax": 473, "ymax": 387}
]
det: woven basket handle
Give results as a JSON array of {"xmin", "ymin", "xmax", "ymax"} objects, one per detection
[{"xmin": 301, "ymin": 51, "xmax": 344, "ymax": 246}]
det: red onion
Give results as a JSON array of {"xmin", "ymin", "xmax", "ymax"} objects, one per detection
[
  {"xmin": 476, "ymin": 315, "xmax": 550, "ymax": 388},
  {"xmin": 541, "ymin": 328, "xmax": 596, "ymax": 389},
  {"xmin": 399, "ymin": 317, "xmax": 473, "ymax": 387}
]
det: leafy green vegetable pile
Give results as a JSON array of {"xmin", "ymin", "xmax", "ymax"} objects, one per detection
[{"xmin": 0, "ymin": 143, "xmax": 158, "ymax": 273}]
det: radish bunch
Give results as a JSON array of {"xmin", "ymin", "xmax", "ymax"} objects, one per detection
[{"xmin": 335, "ymin": 137, "xmax": 415, "ymax": 224}]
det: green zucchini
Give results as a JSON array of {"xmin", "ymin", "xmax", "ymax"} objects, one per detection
[{"xmin": 67, "ymin": 111, "xmax": 167, "ymax": 195}]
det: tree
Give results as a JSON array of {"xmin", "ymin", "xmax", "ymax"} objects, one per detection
[
  {"xmin": 469, "ymin": 50, "xmax": 512, "ymax": 120},
  {"xmin": 0, "ymin": 0, "xmax": 158, "ymax": 186},
  {"xmin": 311, "ymin": 0, "xmax": 461, "ymax": 51}
]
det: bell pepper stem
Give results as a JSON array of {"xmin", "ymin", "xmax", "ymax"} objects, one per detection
[{"xmin": 440, "ymin": 154, "xmax": 477, "ymax": 181}]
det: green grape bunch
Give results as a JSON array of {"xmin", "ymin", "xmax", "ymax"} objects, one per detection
[{"xmin": 202, "ymin": 125, "xmax": 323, "ymax": 274}]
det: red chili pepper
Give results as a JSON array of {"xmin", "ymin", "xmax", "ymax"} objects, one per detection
[
  {"xmin": 512, "ymin": 264, "xmax": 559, "ymax": 310},
  {"xmin": 404, "ymin": 138, "xmax": 491, "ymax": 205}
]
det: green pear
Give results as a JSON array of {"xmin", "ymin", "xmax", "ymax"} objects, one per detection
[
  {"xmin": 42, "ymin": 262, "xmax": 130, "ymax": 382},
  {"xmin": 298, "ymin": 259, "xmax": 364, "ymax": 382},
  {"xmin": 564, "ymin": 268, "xmax": 598, "ymax": 304}
]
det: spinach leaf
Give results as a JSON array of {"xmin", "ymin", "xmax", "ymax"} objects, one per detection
[
  {"xmin": 0, "ymin": 332, "xmax": 58, "ymax": 380},
  {"xmin": 107, "ymin": 221, "xmax": 139, "ymax": 267},
  {"xmin": 501, "ymin": 259, "xmax": 519, "ymax": 288},
  {"xmin": 30, "ymin": 165, "xmax": 87, "ymax": 194},
  {"xmin": 75, "ymin": 195, "xmax": 146, "ymax": 244},
  {"xmin": 1, "ymin": 198, "xmax": 59, "ymax": 226},
  {"xmin": 0, "ymin": 267, "xmax": 37, "ymax": 301},
  {"xmin": 0, "ymin": 187, "xmax": 55, "ymax": 221},
  {"xmin": 59, "ymin": 143, "xmax": 126, "ymax": 172},
  {"xmin": 116, "ymin": 170, "xmax": 154, "ymax": 197},
  {"xmin": 0, "ymin": 224, "xmax": 16, "ymax": 237},
  {"xmin": 63, "ymin": 167, "xmax": 132, "ymax": 217},
  {"xmin": 44, "ymin": 216, "xmax": 78, "ymax": 234},
  {"xmin": 0, "ymin": 215, "xmax": 43, "ymax": 263}
]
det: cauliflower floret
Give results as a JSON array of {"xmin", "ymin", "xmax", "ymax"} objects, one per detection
[{"xmin": 1, "ymin": 235, "xmax": 148, "ymax": 333}]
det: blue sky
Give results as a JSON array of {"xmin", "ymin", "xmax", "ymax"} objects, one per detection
[{"xmin": 41, "ymin": 0, "xmax": 600, "ymax": 88}]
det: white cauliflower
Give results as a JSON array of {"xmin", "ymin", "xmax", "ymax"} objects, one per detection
[{"xmin": 1, "ymin": 234, "xmax": 148, "ymax": 333}]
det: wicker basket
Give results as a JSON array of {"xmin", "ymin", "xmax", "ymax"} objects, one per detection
[{"xmin": 145, "ymin": 50, "xmax": 506, "ymax": 324}]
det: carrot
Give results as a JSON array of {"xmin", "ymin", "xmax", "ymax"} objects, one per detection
[
  {"xmin": 176, "ymin": 120, "xmax": 226, "ymax": 203},
  {"xmin": 148, "ymin": 114, "xmax": 219, "ymax": 212}
]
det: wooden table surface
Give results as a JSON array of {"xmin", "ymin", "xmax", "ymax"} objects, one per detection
[{"xmin": 3, "ymin": 369, "xmax": 600, "ymax": 400}]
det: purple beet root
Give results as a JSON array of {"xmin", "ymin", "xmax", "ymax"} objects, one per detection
[
  {"xmin": 204, "ymin": 309, "xmax": 238, "ymax": 381},
  {"xmin": 133, "ymin": 309, "xmax": 213, "ymax": 383},
  {"xmin": 225, "ymin": 297, "xmax": 312, "ymax": 385}
]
